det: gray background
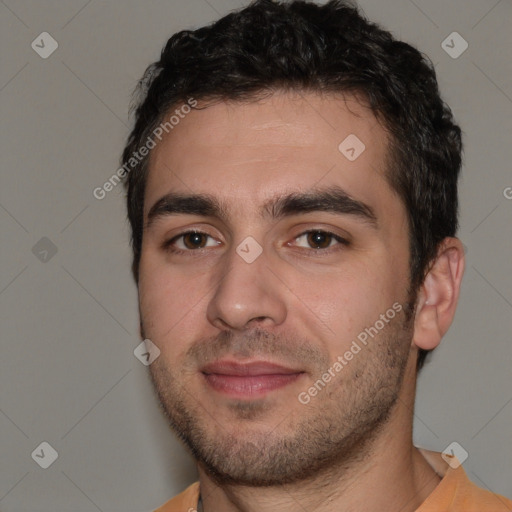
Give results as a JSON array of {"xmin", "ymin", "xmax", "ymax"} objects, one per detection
[{"xmin": 1, "ymin": 0, "xmax": 511, "ymax": 511}]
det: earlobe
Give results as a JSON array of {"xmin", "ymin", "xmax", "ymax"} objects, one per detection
[{"xmin": 413, "ymin": 237, "xmax": 465, "ymax": 351}]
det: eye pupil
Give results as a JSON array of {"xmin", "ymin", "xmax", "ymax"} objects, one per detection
[
  {"xmin": 307, "ymin": 231, "xmax": 331, "ymax": 249},
  {"xmin": 184, "ymin": 232, "xmax": 206, "ymax": 249}
]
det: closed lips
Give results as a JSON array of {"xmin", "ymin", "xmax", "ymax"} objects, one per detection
[{"xmin": 201, "ymin": 360, "xmax": 304, "ymax": 376}]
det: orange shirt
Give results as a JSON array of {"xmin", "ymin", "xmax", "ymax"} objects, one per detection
[
  {"xmin": 153, "ymin": 482, "xmax": 199, "ymax": 512},
  {"xmin": 416, "ymin": 464, "xmax": 511, "ymax": 511},
  {"xmin": 153, "ymin": 464, "xmax": 512, "ymax": 512}
]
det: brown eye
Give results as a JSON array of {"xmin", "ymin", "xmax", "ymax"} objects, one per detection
[
  {"xmin": 306, "ymin": 231, "xmax": 333, "ymax": 249},
  {"xmin": 293, "ymin": 230, "xmax": 349, "ymax": 252},
  {"xmin": 182, "ymin": 232, "xmax": 208, "ymax": 249},
  {"xmin": 164, "ymin": 231, "xmax": 220, "ymax": 254}
]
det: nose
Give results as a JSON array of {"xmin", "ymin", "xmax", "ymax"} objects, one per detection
[{"xmin": 206, "ymin": 244, "xmax": 287, "ymax": 331}]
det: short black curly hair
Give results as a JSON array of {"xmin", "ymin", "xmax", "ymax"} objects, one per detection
[{"xmin": 122, "ymin": 0, "xmax": 462, "ymax": 369}]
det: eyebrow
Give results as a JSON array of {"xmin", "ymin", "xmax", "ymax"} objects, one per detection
[{"xmin": 145, "ymin": 185, "xmax": 378, "ymax": 230}]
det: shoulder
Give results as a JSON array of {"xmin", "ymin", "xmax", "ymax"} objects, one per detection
[
  {"xmin": 417, "ymin": 449, "xmax": 512, "ymax": 512},
  {"xmin": 153, "ymin": 482, "xmax": 200, "ymax": 512}
]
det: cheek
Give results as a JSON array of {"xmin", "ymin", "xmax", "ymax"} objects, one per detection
[
  {"xmin": 296, "ymin": 260, "xmax": 404, "ymax": 351},
  {"xmin": 138, "ymin": 255, "xmax": 207, "ymax": 349},
  {"xmin": 282, "ymin": 266, "xmax": 378, "ymax": 346}
]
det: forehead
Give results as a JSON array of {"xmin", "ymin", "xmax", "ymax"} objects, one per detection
[{"xmin": 144, "ymin": 91, "xmax": 399, "ymax": 221}]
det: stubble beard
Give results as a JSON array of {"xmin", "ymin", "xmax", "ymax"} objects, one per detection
[{"xmin": 147, "ymin": 309, "xmax": 414, "ymax": 487}]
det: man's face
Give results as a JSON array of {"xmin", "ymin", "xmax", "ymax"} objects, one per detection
[{"xmin": 138, "ymin": 91, "xmax": 415, "ymax": 485}]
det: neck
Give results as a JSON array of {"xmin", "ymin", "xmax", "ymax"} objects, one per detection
[{"xmin": 198, "ymin": 360, "xmax": 441, "ymax": 512}]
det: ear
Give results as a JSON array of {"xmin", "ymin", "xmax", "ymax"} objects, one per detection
[{"xmin": 413, "ymin": 237, "xmax": 465, "ymax": 351}]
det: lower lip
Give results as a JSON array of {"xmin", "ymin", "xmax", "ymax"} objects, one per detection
[{"xmin": 203, "ymin": 373, "xmax": 303, "ymax": 399}]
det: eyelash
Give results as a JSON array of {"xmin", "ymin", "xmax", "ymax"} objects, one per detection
[{"xmin": 162, "ymin": 229, "xmax": 349, "ymax": 256}]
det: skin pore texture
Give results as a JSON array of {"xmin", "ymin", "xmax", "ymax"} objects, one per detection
[{"xmin": 137, "ymin": 91, "xmax": 465, "ymax": 512}]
